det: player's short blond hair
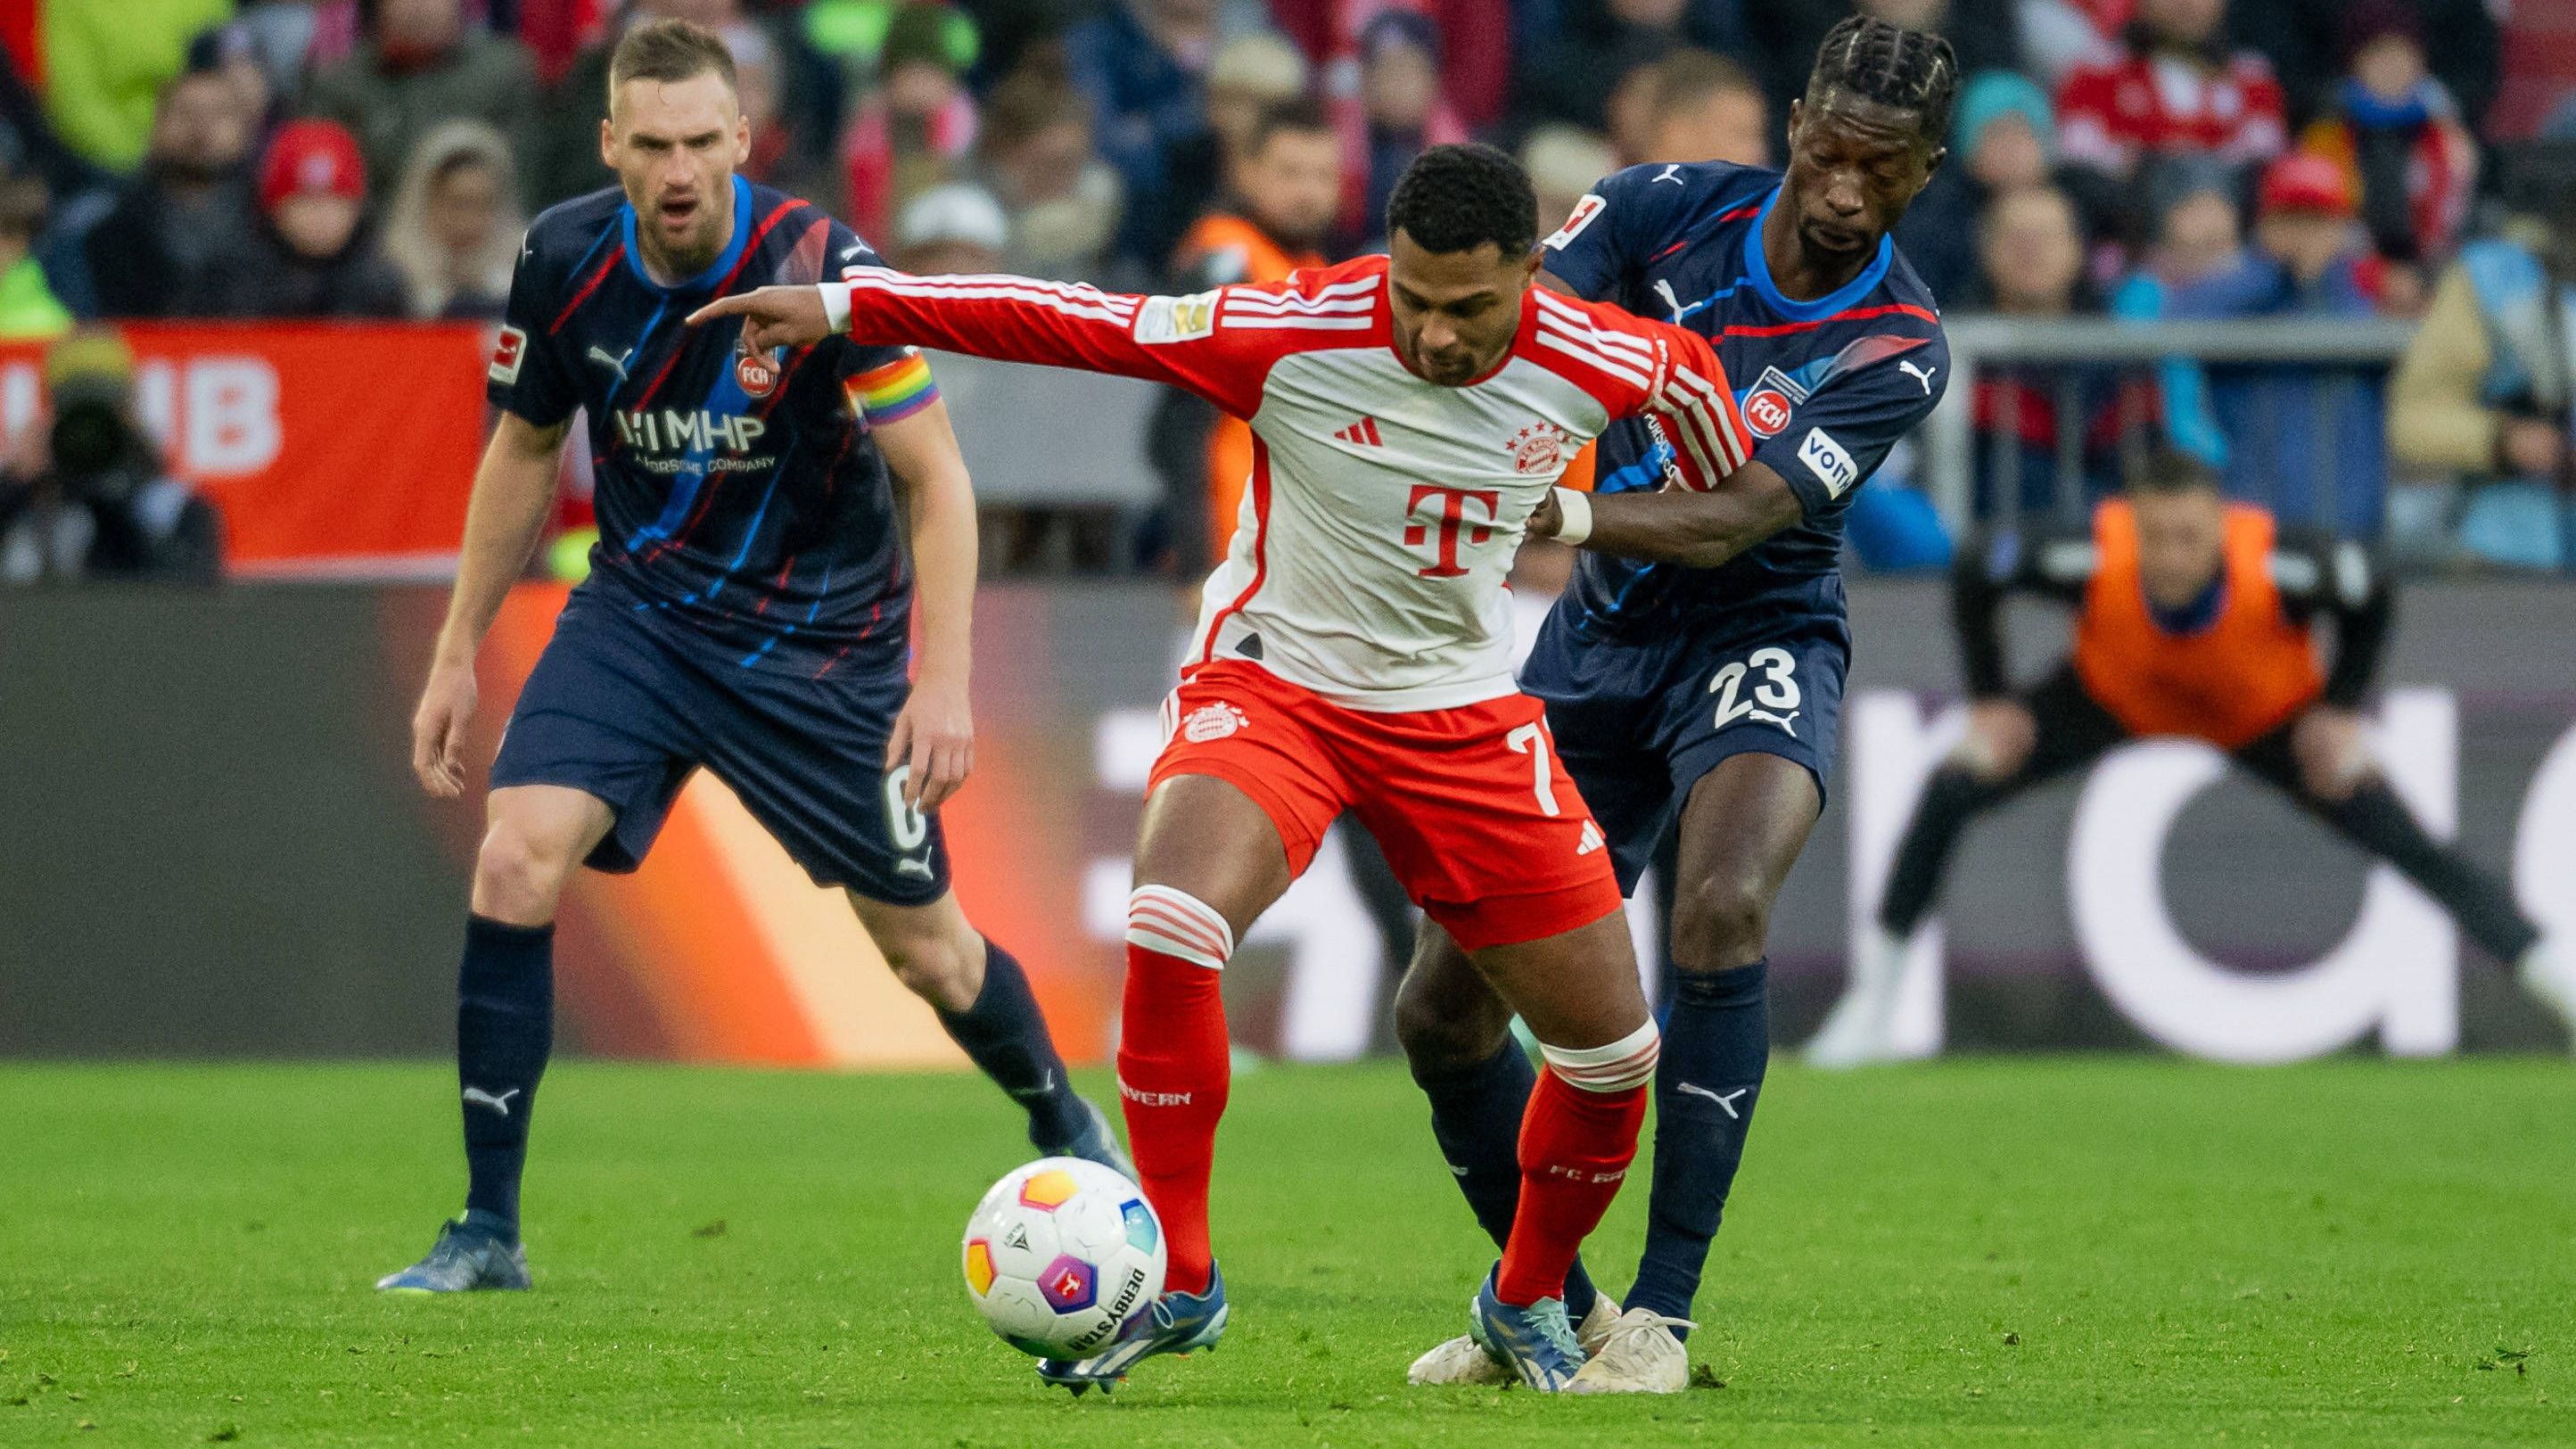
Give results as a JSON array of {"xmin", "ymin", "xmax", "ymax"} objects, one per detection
[{"xmin": 609, "ymin": 19, "xmax": 737, "ymax": 102}]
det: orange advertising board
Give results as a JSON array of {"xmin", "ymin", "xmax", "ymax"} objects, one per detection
[{"xmin": 0, "ymin": 322, "xmax": 490, "ymax": 576}]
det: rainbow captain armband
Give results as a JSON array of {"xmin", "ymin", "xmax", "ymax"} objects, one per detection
[{"xmin": 847, "ymin": 350, "xmax": 939, "ymax": 425}]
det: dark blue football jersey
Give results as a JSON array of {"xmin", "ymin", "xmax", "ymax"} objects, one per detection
[
  {"xmin": 1542, "ymin": 161, "xmax": 1949, "ymax": 640},
  {"xmin": 489, "ymin": 176, "xmax": 938, "ymax": 670}
]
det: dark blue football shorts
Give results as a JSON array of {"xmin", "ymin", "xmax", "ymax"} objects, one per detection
[
  {"xmin": 1519, "ymin": 600, "xmax": 1846, "ymax": 894},
  {"xmin": 489, "ymin": 584, "xmax": 948, "ymax": 903}
]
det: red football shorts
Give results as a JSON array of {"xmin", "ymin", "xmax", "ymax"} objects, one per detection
[{"xmin": 1147, "ymin": 660, "xmax": 1624, "ymax": 951}]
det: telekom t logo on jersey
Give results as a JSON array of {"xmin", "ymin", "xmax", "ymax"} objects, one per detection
[{"xmin": 1404, "ymin": 484, "xmax": 1501, "ymax": 578}]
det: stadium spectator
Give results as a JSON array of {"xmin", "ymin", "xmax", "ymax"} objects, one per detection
[
  {"xmin": 2387, "ymin": 140, "xmax": 2576, "ymax": 571},
  {"xmin": 1061, "ymin": 0, "xmax": 1234, "ymax": 268},
  {"xmin": 841, "ymin": 4, "xmax": 980, "ymax": 244},
  {"xmin": 191, "ymin": 118, "xmax": 408, "ymax": 318},
  {"xmin": 1968, "ymin": 185, "xmax": 2139, "ymax": 515},
  {"xmin": 2053, "ymin": 0, "xmax": 2285, "ymax": 189},
  {"xmin": 1153, "ymin": 97, "xmax": 1338, "ymax": 572},
  {"xmin": 301, "ymin": 0, "xmax": 541, "ymax": 214},
  {"xmin": 2234, "ymin": 0, "xmax": 2498, "ymax": 136},
  {"xmin": 0, "ymin": 329, "xmax": 220, "ymax": 584},
  {"xmin": 2293, "ymin": 2, "xmax": 2475, "ymax": 273},
  {"xmin": 1280, "ymin": 0, "xmax": 1510, "ymax": 133},
  {"xmin": 1522, "ymin": 124, "xmax": 1617, "ymax": 237},
  {"xmin": 533, "ymin": 0, "xmax": 743, "ymax": 208},
  {"xmin": 1899, "ymin": 69, "xmax": 2059, "ymax": 305},
  {"xmin": 382, "ymin": 120, "xmax": 524, "ymax": 320},
  {"xmin": 2103, "ymin": 162, "xmax": 2241, "ymax": 466},
  {"xmin": 723, "ymin": 20, "xmax": 827, "ymax": 201},
  {"xmin": 0, "ymin": 172, "xmax": 70, "ymax": 339},
  {"xmin": 1342, "ymin": 10, "xmax": 1460, "ymax": 246},
  {"xmin": 186, "ymin": 21, "xmax": 282, "ymax": 136},
  {"xmin": 1627, "ymin": 50, "xmax": 1769, "ymax": 168},
  {"xmin": 1161, "ymin": 31, "xmax": 1311, "ymax": 237},
  {"xmin": 33, "ymin": 0, "xmax": 232, "ymax": 174},
  {"xmin": 975, "ymin": 61, "xmax": 1123, "ymax": 281},
  {"xmin": 889, "ymin": 180, "xmax": 1008, "ymax": 274},
  {"xmin": 2016, "ymin": 0, "xmax": 2119, "ymax": 86},
  {"xmin": 1518, "ymin": 0, "xmax": 1700, "ymax": 134},
  {"xmin": 2155, "ymin": 154, "xmax": 2391, "ymax": 535},
  {"xmin": 80, "ymin": 67, "xmax": 259, "ymax": 319}
]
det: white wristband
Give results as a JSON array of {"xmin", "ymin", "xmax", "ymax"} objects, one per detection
[
  {"xmin": 818, "ymin": 282, "xmax": 853, "ymax": 333},
  {"xmin": 1551, "ymin": 486, "xmax": 1593, "ymax": 547}
]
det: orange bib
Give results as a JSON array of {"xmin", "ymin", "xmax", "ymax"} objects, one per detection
[
  {"xmin": 1176, "ymin": 216, "xmax": 1325, "ymax": 562},
  {"xmin": 2071, "ymin": 500, "xmax": 2325, "ymax": 749}
]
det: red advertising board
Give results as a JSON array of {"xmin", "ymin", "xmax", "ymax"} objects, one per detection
[{"xmin": 1, "ymin": 322, "xmax": 490, "ymax": 576}]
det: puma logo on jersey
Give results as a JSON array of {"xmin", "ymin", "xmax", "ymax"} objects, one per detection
[
  {"xmin": 588, "ymin": 345, "xmax": 633, "ymax": 382},
  {"xmin": 462, "ymin": 1086, "xmax": 521, "ymax": 1117},
  {"xmin": 1653, "ymin": 163, "xmax": 1685, "ymax": 185},
  {"xmin": 840, "ymin": 243, "xmax": 864, "ymax": 260},
  {"xmin": 1747, "ymin": 707, "xmax": 1799, "ymax": 736},
  {"xmin": 1898, "ymin": 359, "xmax": 1939, "ymax": 395},
  {"xmin": 895, "ymin": 854, "xmax": 935, "ymax": 879},
  {"xmin": 1334, "ymin": 416, "xmax": 1385, "ymax": 447}
]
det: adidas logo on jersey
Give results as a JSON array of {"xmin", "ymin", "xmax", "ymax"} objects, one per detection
[
  {"xmin": 1576, "ymin": 821, "xmax": 1605, "ymax": 855},
  {"xmin": 1334, "ymin": 416, "xmax": 1384, "ymax": 447}
]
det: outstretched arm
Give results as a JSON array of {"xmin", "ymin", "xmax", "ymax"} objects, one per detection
[
  {"xmin": 688, "ymin": 271, "xmax": 1271, "ymax": 417},
  {"xmin": 1527, "ymin": 457, "xmax": 1803, "ymax": 570}
]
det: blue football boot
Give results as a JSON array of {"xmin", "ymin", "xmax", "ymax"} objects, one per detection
[
  {"xmin": 1038, "ymin": 1095, "xmax": 1137, "ymax": 1181},
  {"xmin": 1469, "ymin": 1265, "xmax": 1585, "ymax": 1391},
  {"xmin": 1037, "ymin": 1262, "xmax": 1229, "ymax": 1395},
  {"xmin": 375, "ymin": 1212, "xmax": 531, "ymax": 1293}
]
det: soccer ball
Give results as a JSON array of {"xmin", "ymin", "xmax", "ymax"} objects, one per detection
[{"xmin": 962, "ymin": 1157, "xmax": 1165, "ymax": 1360}]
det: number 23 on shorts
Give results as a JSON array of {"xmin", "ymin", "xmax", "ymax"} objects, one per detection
[{"xmin": 1710, "ymin": 647, "xmax": 1801, "ymax": 735}]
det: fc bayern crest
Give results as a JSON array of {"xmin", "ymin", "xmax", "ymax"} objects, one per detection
[
  {"xmin": 1509, "ymin": 423, "xmax": 1566, "ymax": 475},
  {"xmin": 735, "ymin": 346, "xmax": 780, "ymax": 398}
]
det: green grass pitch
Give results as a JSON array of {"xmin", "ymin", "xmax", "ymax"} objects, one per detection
[{"xmin": 2, "ymin": 1057, "xmax": 2568, "ymax": 1446}]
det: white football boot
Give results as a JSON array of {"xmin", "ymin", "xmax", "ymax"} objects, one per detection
[
  {"xmin": 1408, "ymin": 1292, "xmax": 1619, "ymax": 1386},
  {"xmin": 2518, "ymin": 940, "xmax": 2576, "ymax": 1046},
  {"xmin": 1805, "ymin": 924, "xmax": 1911, "ymax": 1069},
  {"xmin": 1565, "ymin": 1306, "xmax": 1697, "ymax": 1394}
]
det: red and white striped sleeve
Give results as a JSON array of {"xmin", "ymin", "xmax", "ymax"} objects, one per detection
[
  {"xmin": 1529, "ymin": 290, "xmax": 1751, "ymax": 490},
  {"xmin": 821, "ymin": 268, "xmax": 1292, "ymax": 418}
]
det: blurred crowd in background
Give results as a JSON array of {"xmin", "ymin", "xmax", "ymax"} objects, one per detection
[{"xmin": 3, "ymin": 0, "xmax": 2573, "ymax": 580}]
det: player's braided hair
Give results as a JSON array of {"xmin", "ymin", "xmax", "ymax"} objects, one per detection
[
  {"xmin": 1386, "ymin": 143, "xmax": 1540, "ymax": 257},
  {"xmin": 1805, "ymin": 15, "xmax": 1959, "ymax": 149}
]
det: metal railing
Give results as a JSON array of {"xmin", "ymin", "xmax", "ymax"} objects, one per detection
[{"xmin": 1921, "ymin": 316, "xmax": 2421, "ymax": 535}]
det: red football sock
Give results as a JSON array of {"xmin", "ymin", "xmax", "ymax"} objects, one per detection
[
  {"xmin": 1495, "ymin": 1066, "xmax": 1650, "ymax": 1307},
  {"xmin": 1116, "ymin": 934, "xmax": 1231, "ymax": 1297}
]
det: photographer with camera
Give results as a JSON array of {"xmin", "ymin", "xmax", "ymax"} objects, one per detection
[{"xmin": 0, "ymin": 330, "xmax": 222, "ymax": 584}]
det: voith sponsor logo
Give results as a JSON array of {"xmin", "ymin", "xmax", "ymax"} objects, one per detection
[{"xmin": 612, "ymin": 407, "xmax": 770, "ymax": 455}]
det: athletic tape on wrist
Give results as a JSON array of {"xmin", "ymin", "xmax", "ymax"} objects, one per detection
[{"xmin": 1551, "ymin": 486, "xmax": 1593, "ymax": 547}]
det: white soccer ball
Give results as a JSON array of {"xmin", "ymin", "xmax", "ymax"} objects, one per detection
[{"xmin": 961, "ymin": 1157, "xmax": 1165, "ymax": 1360}]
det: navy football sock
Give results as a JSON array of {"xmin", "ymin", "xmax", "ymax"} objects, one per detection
[
  {"xmin": 936, "ymin": 941, "xmax": 1086, "ymax": 1148},
  {"xmin": 1412, "ymin": 1038, "xmax": 1601, "ymax": 1321},
  {"xmin": 1626, "ymin": 960, "xmax": 1769, "ymax": 1337},
  {"xmin": 457, "ymin": 915, "xmax": 554, "ymax": 1237}
]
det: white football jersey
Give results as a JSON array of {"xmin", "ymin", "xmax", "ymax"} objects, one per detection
[{"xmin": 828, "ymin": 259, "xmax": 1751, "ymax": 710}]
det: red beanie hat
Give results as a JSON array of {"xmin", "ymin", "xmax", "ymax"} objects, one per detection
[
  {"xmin": 2258, "ymin": 152, "xmax": 2356, "ymax": 218},
  {"xmin": 259, "ymin": 119, "xmax": 366, "ymax": 213}
]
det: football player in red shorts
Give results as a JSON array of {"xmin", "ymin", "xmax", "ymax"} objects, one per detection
[{"xmin": 692, "ymin": 144, "xmax": 1759, "ymax": 1393}]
